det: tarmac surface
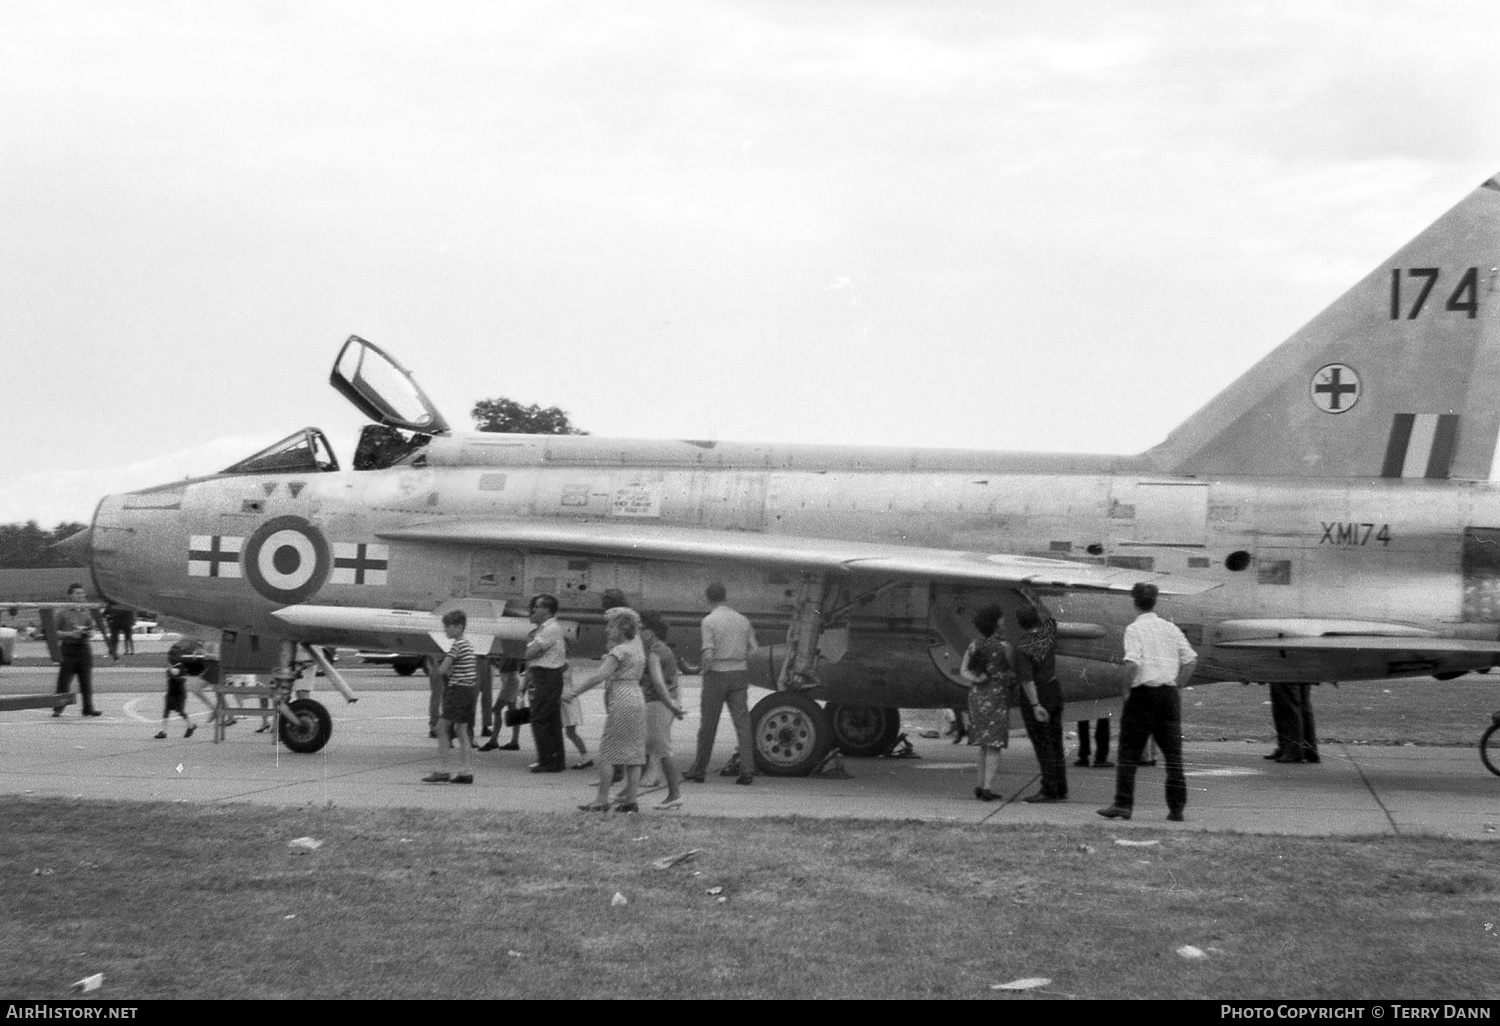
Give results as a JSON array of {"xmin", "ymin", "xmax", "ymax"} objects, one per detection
[{"xmin": 3, "ymin": 661, "xmax": 1499, "ymax": 839}]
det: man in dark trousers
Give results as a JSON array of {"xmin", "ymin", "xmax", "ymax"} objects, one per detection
[
  {"xmin": 523, "ymin": 593, "xmax": 568, "ymax": 773},
  {"xmin": 1015, "ymin": 605, "xmax": 1068, "ymax": 802},
  {"xmin": 1075, "ymin": 717, "xmax": 1112, "ymax": 767},
  {"xmin": 1266, "ymin": 682, "xmax": 1320, "ymax": 763},
  {"xmin": 1098, "ymin": 583, "xmax": 1197, "ymax": 822},
  {"xmin": 53, "ymin": 583, "xmax": 101, "ymax": 718},
  {"xmin": 684, "ymin": 582, "xmax": 759, "ymax": 785}
]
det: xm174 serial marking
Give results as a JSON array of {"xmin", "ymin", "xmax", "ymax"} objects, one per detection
[
  {"xmin": 1319, "ymin": 522, "xmax": 1392, "ymax": 546},
  {"xmin": 1389, "ymin": 267, "xmax": 1479, "ymax": 319}
]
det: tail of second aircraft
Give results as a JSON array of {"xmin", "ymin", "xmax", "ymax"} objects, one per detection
[{"xmin": 1149, "ymin": 173, "xmax": 1500, "ymax": 480}]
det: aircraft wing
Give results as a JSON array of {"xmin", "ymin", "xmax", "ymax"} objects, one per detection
[
  {"xmin": 1217, "ymin": 636, "xmax": 1500, "ymax": 653},
  {"xmin": 0, "ymin": 602, "xmax": 102, "ymax": 611},
  {"xmin": 1212, "ymin": 618, "xmax": 1500, "ymax": 654},
  {"xmin": 380, "ymin": 519, "xmax": 1218, "ymax": 595}
]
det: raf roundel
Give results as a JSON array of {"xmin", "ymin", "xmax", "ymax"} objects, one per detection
[
  {"xmin": 1310, "ymin": 363, "xmax": 1361, "ymax": 414},
  {"xmin": 243, "ymin": 515, "xmax": 331, "ymax": 605}
]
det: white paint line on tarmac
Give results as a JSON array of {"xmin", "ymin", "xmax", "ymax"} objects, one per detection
[{"xmin": 1185, "ymin": 768, "xmax": 1264, "ymax": 777}]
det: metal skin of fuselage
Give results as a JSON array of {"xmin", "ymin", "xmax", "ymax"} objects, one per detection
[
  {"xmin": 74, "ymin": 171, "xmax": 1500, "ymax": 763},
  {"xmin": 91, "ymin": 439, "xmax": 1154, "ymax": 712},
  {"xmin": 87, "ymin": 437, "xmax": 1500, "ymax": 696}
]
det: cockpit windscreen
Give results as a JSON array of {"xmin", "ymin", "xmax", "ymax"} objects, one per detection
[{"xmin": 221, "ymin": 428, "xmax": 340, "ymax": 475}]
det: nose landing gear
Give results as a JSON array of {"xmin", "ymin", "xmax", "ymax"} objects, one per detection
[{"xmin": 278, "ymin": 696, "xmax": 334, "ymax": 754}]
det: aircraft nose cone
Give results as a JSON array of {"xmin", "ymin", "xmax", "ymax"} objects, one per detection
[{"xmin": 51, "ymin": 526, "xmax": 93, "ymax": 564}]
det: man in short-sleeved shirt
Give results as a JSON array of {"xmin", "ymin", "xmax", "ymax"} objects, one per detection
[
  {"xmin": 524, "ymin": 594, "xmax": 569, "ymax": 773},
  {"xmin": 686, "ymin": 582, "xmax": 759, "ymax": 786},
  {"xmin": 1099, "ymin": 582, "xmax": 1197, "ymax": 823},
  {"xmin": 53, "ymin": 584, "xmax": 100, "ymax": 717},
  {"xmin": 701, "ymin": 602, "xmax": 756, "ymax": 673}
]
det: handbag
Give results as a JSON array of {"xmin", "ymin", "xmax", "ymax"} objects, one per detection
[
  {"xmin": 504, "ymin": 697, "xmax": 531, "ymax": 727},
  {"xmin": 504, "ymin": 665, "xmax": 535, "ymax": 726}
]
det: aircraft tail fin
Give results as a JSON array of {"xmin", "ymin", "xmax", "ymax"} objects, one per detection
[{"xmin": 1148, "ymin": 174, "xmax": 1500, "ymax": 480}]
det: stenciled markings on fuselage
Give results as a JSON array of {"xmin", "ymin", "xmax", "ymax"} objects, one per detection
[{"xmin": 1319, "ymin": 522, "xmax": 1392, "ymax": 547}]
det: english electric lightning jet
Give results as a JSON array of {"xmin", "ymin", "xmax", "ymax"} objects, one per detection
[{"xmin": 72, "ymin": 173, "xmax": 1500, "ymax": 771}]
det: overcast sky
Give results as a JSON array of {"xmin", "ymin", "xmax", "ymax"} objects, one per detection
[{"xmin": 4, "ymin": 0, "xmax": 1500, "ymax": 526}]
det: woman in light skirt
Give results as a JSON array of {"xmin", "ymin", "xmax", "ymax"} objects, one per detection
[{"xmin": 565, "ymin": 608, "xmax": 647, "ymax": 812}]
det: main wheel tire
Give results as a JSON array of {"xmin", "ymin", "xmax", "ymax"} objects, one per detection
[
  {"xmin": 1481, "ymin": 721, "xmax": 1500, "ymax": 778},
  {"xmin": 751, "ymin": 692, "xmax": 833, "ymax": 777},
  {"xmin": 392, "ymin": 657, "xmax": 423, "ymax": 677},
  {"xmin": 827, "ymin": 703, "xmax": 901, "ymax": 757},
  {"xmin": 278, "ymin": 698, "xmax": 333, "ymax": 754}
]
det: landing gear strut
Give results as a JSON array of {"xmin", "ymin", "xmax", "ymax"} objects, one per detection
[{"xmin": 209, "ymin": 642, "xmax": 351, "ymax": 753}]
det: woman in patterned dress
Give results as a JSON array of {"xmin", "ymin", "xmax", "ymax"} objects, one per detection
[
  {"xmin": 959, "ymin": 605, "xmax": 1015, "ymax": 801},
  {"xmin": 565, "ymin": 608, "xmax": 648, "ymax": 812}
]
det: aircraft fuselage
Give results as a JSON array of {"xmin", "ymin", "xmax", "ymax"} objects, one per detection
[{"xmin": 87, "ymin": 433, "xmax": 1500, "ymax": 707}]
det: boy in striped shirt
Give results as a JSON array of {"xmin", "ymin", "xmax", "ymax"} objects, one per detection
[{"xmin": 424, "ymin": 610, "xmax": 477, "ymax": 784}]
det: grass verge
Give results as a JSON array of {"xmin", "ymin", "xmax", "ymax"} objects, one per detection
[
  {"xmin": 3, "ymin": 797, "xmax": 1498, "ymax": 1000},
  {"xmin": 1176, "ymin": 678, "xmax": 1500, "ymax": 747}
]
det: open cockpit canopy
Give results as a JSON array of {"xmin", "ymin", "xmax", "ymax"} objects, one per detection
[
  {"xmin": 331, "ymin": 335, "xmax": 451, "ymax": 470},
  {"xmin": 331, "ymin": 335, "xmax": 450, "ymax": 436}
]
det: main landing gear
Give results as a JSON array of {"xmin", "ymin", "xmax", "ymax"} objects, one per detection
[
  {"xmin": 1481, "ymin": 712, "xmax": 1500, "ymax": 777},
  {"xmin": 747, "ymin": 695, "xmax": 904, "ymax": 776},
  {"xmin": 746, "ymin": 576, "xmax": 911, "ymax": 776},
  {"xmin": 750, "ymin": 693, "xmax": 834, "ymax": 777},
  {"xmin": 825, "ymin": 703, "xmax": 902, "ymax": 757}
]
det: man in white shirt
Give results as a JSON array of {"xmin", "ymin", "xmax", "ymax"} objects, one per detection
[
  {"xmin": 524, "ymin": 593, "xmax": 569, "ymax": 773},
  {"xmin": 1098, "ymin": 582, "xmax": 1197, "ymax": 823},
  {"xmin": 684, "ymin": 581, "xmax": 759, "ymax": 786}
]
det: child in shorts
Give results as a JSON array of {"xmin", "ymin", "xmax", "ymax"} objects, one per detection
[
  {"xmin": 154, "ymin": 664, "xmax": 198, "ymax": 740},
  {"xmin": 424, "ymin": 610, "xmax": 476, "ymax": 784},
  {"xmin": 155, "ymin": 641, "xmax": 213, "ymax": 739}
]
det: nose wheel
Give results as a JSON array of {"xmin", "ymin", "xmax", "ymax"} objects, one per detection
[
  {"xmin": 1480, "ymin": 712, "xmax": 1500, "ymax": 778},
  {"xmin": 278, "ymin": 697, "xmax": 333, "ymax": 754}
]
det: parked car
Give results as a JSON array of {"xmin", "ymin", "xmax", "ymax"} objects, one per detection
[
  {"xmin": 129, "ymin": 621, "xmax": 183, "ymax": 646},
  {"xmin": 359, "ymin": 651, "xmax": 427, "ymax": 676}
]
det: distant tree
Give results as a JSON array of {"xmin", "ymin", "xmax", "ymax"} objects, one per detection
[
  {"xmin": 471, "ymin": 397, "xmax": 587, "ymax": 435},
  {"xmin": 0, "ymin": 520, "xmax": 90, "ymax": 568}
]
